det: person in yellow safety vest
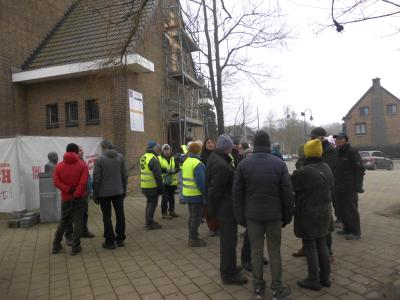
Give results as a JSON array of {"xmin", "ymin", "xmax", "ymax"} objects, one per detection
[
  {"xmin": 182, "ymin": 140, "xmax": 206, "ymax": 247},
  {"xmin": 140, "ymin": 140, "xmax": 164, "ymax": 230},
  {"xmin": 158, "ymin": 144, "xmax": 180, "ymax": 219}
]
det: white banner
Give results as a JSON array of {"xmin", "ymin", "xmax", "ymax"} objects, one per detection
[
  {"xmin": 0, "ymin": 136, "xmax": 102, "ymax": 212},
  {"xmin": 129, "ymin": 89, "xmax": 144, "ymax": 132}
]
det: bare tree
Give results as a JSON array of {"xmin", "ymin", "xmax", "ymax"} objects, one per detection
[
  {"xmin": 182, "ymin": 0, "xmax": 289, "ymax": 135},
  {"xmin": 329, "ymin": 0, "xmax": 400, "ymax": 32}
]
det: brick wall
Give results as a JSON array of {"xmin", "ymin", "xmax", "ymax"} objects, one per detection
[{"xmin": 0, "ymin": 0, "xmax": 73, "ymax": 136}]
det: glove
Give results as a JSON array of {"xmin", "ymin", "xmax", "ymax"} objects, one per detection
[
  {"xmin": 69, "ymin": 187, "xmax": 76, "ymax": 194},
  {"xmin": 356, "ymin": 184, "xmax": 364, "ymax": 193}
]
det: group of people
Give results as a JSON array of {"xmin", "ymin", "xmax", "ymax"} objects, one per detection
[
  {"xmin": 49, "ymin": 125, "xmax": 364, "ymax": 300},
  {"xmin": 140, "ymin": 127, "xmax": 365, "ymax": 300}
]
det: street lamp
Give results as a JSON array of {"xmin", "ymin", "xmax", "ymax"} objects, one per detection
[{"xmin": 300, "ymin": 109, "xmax": 313, "ymax": 143}]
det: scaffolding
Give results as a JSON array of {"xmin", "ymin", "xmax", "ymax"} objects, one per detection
[{"xmin": 161, "ymin": 0, "xmax": 208, "ymax": 152}]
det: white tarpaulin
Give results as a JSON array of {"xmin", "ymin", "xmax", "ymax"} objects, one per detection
[
  {"xmin": 129, "ymin": 89, "xmax": 144, "ymax": 132},
  {"xmin": 0, "ymin": 136, "xmax": 102, "ymax": 213}
]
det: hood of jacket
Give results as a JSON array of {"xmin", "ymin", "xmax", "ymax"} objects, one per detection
[
  {"xmin": 63, "ymin": 152, "xmax": 79, "ymax": 164},
  {"xmin": 103, "ymin": 149, "xmax": 118, "ymax": 158}
]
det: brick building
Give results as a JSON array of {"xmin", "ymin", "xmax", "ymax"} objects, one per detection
[
  {"xmin": 1, "ymin": 0, "xmax": 206, "ymax": 169},
  {"xmin": 343, "ymin": 78, "xmax": 400, "ymax": 154}
]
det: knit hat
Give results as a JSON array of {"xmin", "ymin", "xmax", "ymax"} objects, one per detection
[
  {"xmin": 147, "ymin": 140, "xmax": 159, "ymax": 149},
  {"xmin": 216, "ymin": 134, "xmax": 234, "ymax": 150},
  {"xmin": 254, "ymin": 130, "xmax": 271, "ymax": 147},
  {"xmin": 66, "ymin": 143, "xmax": 79, "ymax": 153},
  {"xmin": 304, "ymin": 139, "xmax": 323, "ymax": 158},
  {"xmin": 187, "ymin": 141, "xmax": 203, "ymax": 154}
]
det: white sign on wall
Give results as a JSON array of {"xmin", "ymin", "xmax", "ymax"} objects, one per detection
[{"xmin": 129, "ymin": 89, "xmax": 144, "ymax": 132}]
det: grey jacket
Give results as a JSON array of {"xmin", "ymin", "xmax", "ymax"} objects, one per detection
[{"xmin": 93, "ymin": 149, "xmax": 128, "ymax": 198}]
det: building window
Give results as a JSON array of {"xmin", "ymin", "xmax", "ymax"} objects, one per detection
[
  {"xmin": 65, "ymin": 102, "xmax": 78, "ymax": 126},
  {"xmin": 387, "ymin": 104, "xmax": 397, "ymax": 114},
  {"xmin": 355, "ymin": 123, "xmax": 367, "ymax": 135},
  {"xmin": 46, "ymin": 104, "xmax": 59, "ymax": 128},
  {"xmin": 85, "ymin": 99, "xmax": 100, "ymax": 125},
  {"xmin": 359, "ymin": 107, "xmax": 369, "ymax": 116}
]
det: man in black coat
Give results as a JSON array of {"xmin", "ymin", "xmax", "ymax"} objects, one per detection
[
  {"xmin": 233, "ymin": 130, "xmax": 293, "ymax": 300},
  {"xmin": 292, "ymin": 139, "xmax": 334, "ymax": 291},
  {"xmin": 333, "ymin": 133, "xmax": 365, "ymax": 240},
  {"xmin": 206, "ymin": 134, "xmax": 248, "ymax": 285}
]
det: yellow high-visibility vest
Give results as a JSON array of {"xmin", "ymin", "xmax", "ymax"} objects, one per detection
[
  {"xmin": 140, "ymin": 153, "xmax": 158, "ymax": 189},
  {"xmin": 181, "ymin": 145, "xmax": 188, "ymax": 154},
  {"xmin": 229, "ymin": 153, "xmax": 235, "ymax": 168},
  {"xmin": 182, "ymin": 157, "xmax": 202, "ymax": 196},
  {"xmin": 158, "ymin": 156, "xmax": 178, "ymax": 186}
]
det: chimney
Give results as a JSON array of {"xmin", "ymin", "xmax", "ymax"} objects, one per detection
[{"xmin": 372, "ymin": 77, "xmax": 381, "ymax": 86}]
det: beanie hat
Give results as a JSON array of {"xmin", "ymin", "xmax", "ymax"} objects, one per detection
[
  {"xmin": 254, "ymin": 130, "xmax": 271, "ymax": 147},
  {"xmin": 147, "ymin": 140, "xmax": 159, "ymax": 149},
  {"xmin": 304, "ymin": 139, "xmax": 323, "ymax": 158},
  {"xmin": 187, "ymin": 141, "xmax": 202, "ymax": 154},
  {"xmin": 309, "ymin": 127, "xmax": 327, "ymax": 138},
  {"xmin": 101, "ymin": 139, "xmax": 114, "ymax": 150},
  {"xmin": 216, "ymin": 134, "xmax": 234, "ymax": 150},
  {"xmin": 66, "ymin": 143, "xmax": 79, "ymax": 153}
]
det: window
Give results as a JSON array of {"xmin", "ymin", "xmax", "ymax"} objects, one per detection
[
  {"xmin": 387, "ymin": 104, "xmax": 397, "ymax": 114},
  {"xmin": 85, "ymin": 99, "xmax": 100, "ymax": 125},
  {"xmin": 359, "ymin": 107, "xmax": 369, "ymax": 116},
  {"xmin": 65, "ymin": 102, "xmax": 78, "ymax": 126},
  {"xmin": 355, "ymin": 123, "xmax": 367, "ymax": 135},
  {"xmin": 46, "ymin": 104, "xmax": 59, "ymax": 128}
]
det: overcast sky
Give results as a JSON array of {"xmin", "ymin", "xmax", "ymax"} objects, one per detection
[{"xmin": 234, "ymin": 0, "xmax": 400, "ymax": 127}]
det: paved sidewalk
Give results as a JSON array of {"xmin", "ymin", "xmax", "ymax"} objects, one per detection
[{"xmin": 0, "ymin": 164, "xmax": 400, "ymax": 300}]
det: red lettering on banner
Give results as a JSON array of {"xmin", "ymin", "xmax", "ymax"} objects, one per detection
[
  {"xmin": 32, "ymin": 166, "xmax": 42, "ymax": 180},
  {"xmin": 85, "ymin": 154, "xmax": 98, "ymax": 171},
  {"xmin": 0, "ymin": 166, "xmax": 11, "ymax": 184},
  {"xmin": 0, "ymin": 190, "xmax": 8, "ymax": 201}
]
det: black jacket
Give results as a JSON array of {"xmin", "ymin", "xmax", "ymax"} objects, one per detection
[
  {"xmin": 334, "ymin": 143, "xmax": 365, "ymax": 194},
  {"xmin": 296, "ymin": 140, "xmax": 337, "ymax": 172},
  {"xmin": 291, "ymin": 157, "xmax": 334, "ymax": 239},
  {"xmin": 206, "ymin": 150, "xmax": 236, "ymax": 221},
  {"xmin": 232, "ymin": 146, "xmax": 294, "ymax": 226},
  {"xmin": 141, "ymin": 150, "xmax": 163, "ymax": 196},
  {"xmin": 200, "ymin": 149, "xmax": 212, "ymax": 165}
]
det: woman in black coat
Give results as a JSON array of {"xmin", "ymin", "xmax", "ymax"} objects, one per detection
[{"xmin": 291, "ymin": 139, "xmax": 334, "ymax": 291}]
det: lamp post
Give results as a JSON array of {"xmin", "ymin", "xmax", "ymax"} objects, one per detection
[{"xmin": 300, "ymin": 109, "xmax": 313, "ymax": 143}]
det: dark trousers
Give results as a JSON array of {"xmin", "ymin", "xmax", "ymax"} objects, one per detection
[
  {"xmin": 303, "ymin": 237, "xmax": 331, "ymax": 283},
  {"xmin": 188, "ymin": 203, "xmax": 203, "ymax": 240},
  {"xmin": 332, "ymin": 197, "xmax": 342, "ymax": 221},
  {"xmin": 145, "ymin": 194, "xmax": 159, "ymax": 225},
  {"xmin": 99, "ymin": 194, "xmax": 126, "ymax": 245},
  {"xmin": 219, "ymin": 220, "xmax": 238, "ymax": 279},
  {"xmin": 241, "ymin": 229, "xmax": 251, "ymax": 263},
  {"xmin": 336, "ymin": 192, "xmax": 361, "ymax": 236},
  {"xmin": 65, "ymin": 204, "xmax": 89, "ymax": 239},
  {"xmin": 247, "ymin": 220, "xmax": 282, "ymax": 290},
  {"xmin": 203, "ymin": 205, "xmax": 218, "ymax": 232},
  {"xmin": 53, "ymin": 198, "xmax": 87, "ymax": 249},
  {"xmin": 326, "ymin": 233, "xmax": 333, "ymax": 255},
  {"xmin": 161, "ymin": 185, "xmax": 176, "ymax": 214}
]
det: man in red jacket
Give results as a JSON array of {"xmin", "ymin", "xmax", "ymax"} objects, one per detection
[{"xmin": 52, "ymin": 143, "xmax": 89, "ymax": 256}]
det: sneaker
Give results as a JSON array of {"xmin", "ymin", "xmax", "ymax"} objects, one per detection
[
  {"xmin": 336, "ymin": 230, "xmax": 350, "ymax": 235},
  {"xmin": 345, "ymin": 234, "xmax": 361, "ymax": 240},
  {"xmin": 71, "ymin": 246, "xmax": 81, "ymax": 256},
  {"xmin": 116, "ymin": 240, "xmax": 125, "ymax": 247},
  {"xmin": 222, "ymin": 273, "xmax": 248, "ymax": 285},
  {"xmin": 297, "ymin": 279, "xmax": 321, "ymax": 291},
  {"xmin": 169, "ymin": 211, "xmax": 179, "ymax": 218},
  {"xmin": 102, "ymin": 242, "xmax": 117, "ymax": 250},
  {"xmin": 145, "ymin": 223, "xmax": 162, "ymax": 230},
  {"xmin": 320, "ymin": 280, "xmax": 331, "ymax": 288},
  {"xmin": 162, "ymin": 214, "xmax": 173, "ymax": 219},
  {"xmin": 292, "ymin": 248, "xmax": 305, "ymax": 257},
  {"xmin": 65, "ymin": 238, "xmax": 73, "ymax": 247},
  {"xmin": 272, "ymin": 287, "xmax": 291, "ymax": 299},
  {"xmin": 82, "ymin": 231, "xmax": 95, "ymax": 238},
  {"xmin": 242, "ymin": 261, "xmax": 252, "ymax": 272},
  {"xmin": 254, "ymin": 287, "xmax": 265, "ymax": 300},
  {"xmin": 52, "ymin": 244, "xmax": 62, "ymax": 255},
  {"xmin": 188, "ymin": 239, "xmax": 206, "ymax": 247}
]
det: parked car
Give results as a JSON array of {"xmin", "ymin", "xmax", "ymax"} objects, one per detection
[
  {"xmin": 359, "ymin": 151, "xmax": 393, "ymax": 170},
  {"xmin": 282, "ymin": 154, "xmax": 292, "ymax": 161}
]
